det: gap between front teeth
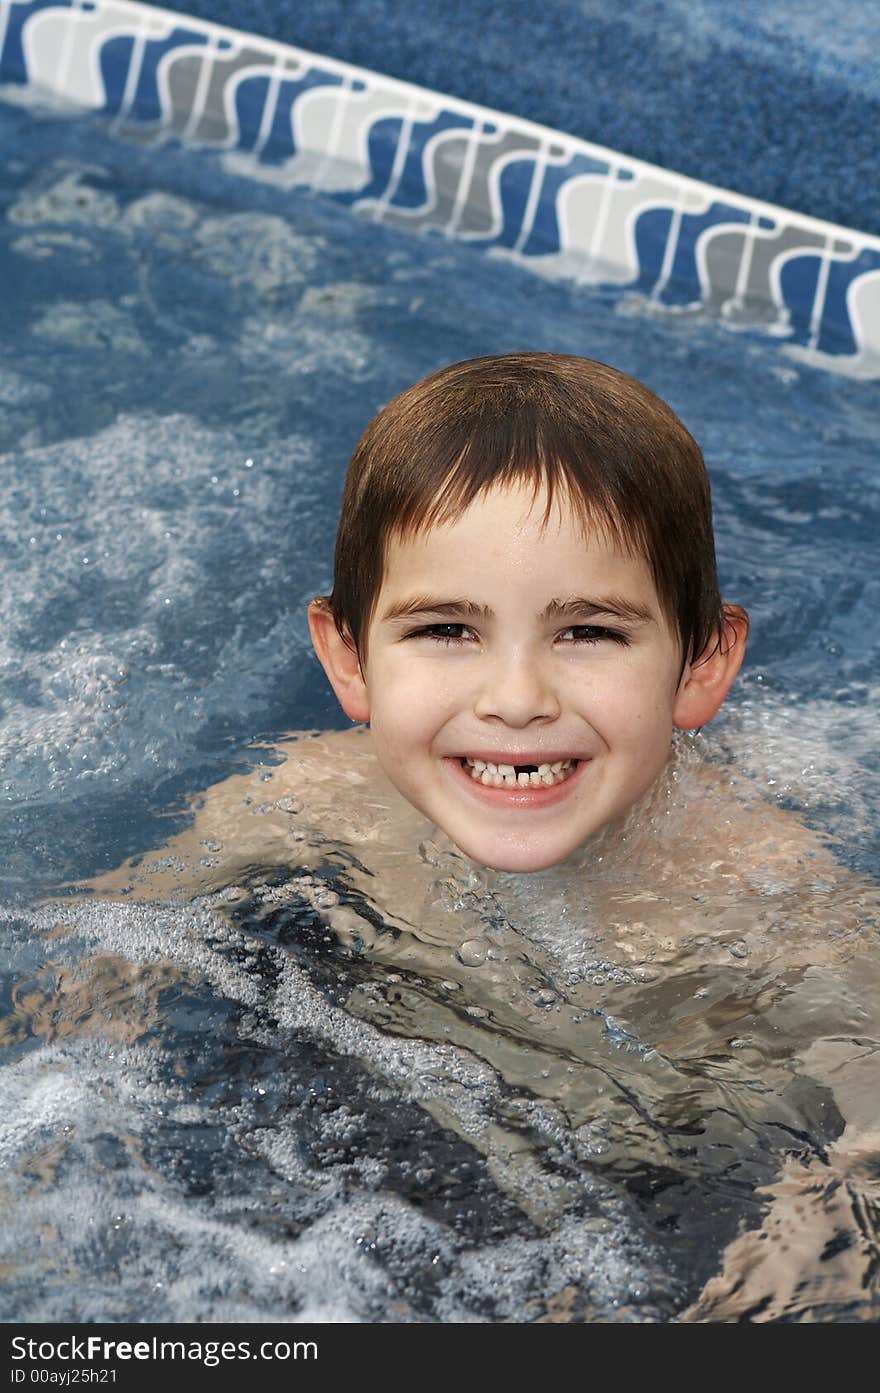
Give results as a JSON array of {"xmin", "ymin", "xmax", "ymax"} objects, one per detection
[{"xmin": 461, "ymin": 757, "xmax": 576, "ymax": 788}]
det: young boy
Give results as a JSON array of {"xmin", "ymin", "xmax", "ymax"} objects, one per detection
[
  {"xmin": 79, "ymin": 352, "xmax": 879, "ymax": 1320},
  {"xmin": 307, "ymin": 350, "xmax": 748, "ymax": 872}
]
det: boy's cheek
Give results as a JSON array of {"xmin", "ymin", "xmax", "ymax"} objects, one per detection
[
  {"xmin": 370, "ymin": 670, "xmax": 459, "ymax": 734},
  {"xmin": 368, "ymin": 738, "xmax": 436, "ymax": 822},
  {"xmin": 367, "ymin": 712, "xmax": 423, "ymax": 777}
]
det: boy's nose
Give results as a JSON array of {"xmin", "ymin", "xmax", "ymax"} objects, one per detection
[{"xmin": 472, "ymin": 650, "xmax": 561, "ymax": 727}]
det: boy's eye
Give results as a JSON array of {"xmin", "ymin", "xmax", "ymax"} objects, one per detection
[
  {"xmin": 558, "ymin": 625, "xmax": 629, "ymax": 646},
  {"xmin": 404, "ymin": 624, "xmax": 630, "ymax": 646},
  {"xmin": 406, "ymin": 623, "xmax": 474, "ymax": 645}
]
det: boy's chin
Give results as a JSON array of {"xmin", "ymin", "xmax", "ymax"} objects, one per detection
[{"xmin": 447, "ymin": 831, "xmax": 583, "ymax": 874}]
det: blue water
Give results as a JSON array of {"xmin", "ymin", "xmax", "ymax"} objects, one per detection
[
  {"xmin": 1, "ymin": 97, "xmax": 875, "ymax": 900},
  {"xmin": 0, "ymin": 99, "xmax": 878, "ymax": 1322}
]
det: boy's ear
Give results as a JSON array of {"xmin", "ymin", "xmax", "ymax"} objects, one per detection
[
  {"xmin": 307, "ymin": 598, "xmax": 371, "ymax": 724},
  {"xmin": 672, "ymin": 605, "xmax": 748, "ymax": 730}
]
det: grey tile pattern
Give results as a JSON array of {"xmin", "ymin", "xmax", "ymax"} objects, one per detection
[{"xmin": 3, "ymin": 0, "xmax": 879, "ymax": 369}]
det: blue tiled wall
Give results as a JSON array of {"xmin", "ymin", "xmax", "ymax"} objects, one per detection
[{"xmin": 3, "ymin": 0, "xmax": 880, "ymax": 375}]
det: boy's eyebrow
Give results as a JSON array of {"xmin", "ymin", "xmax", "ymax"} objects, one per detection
[
  {"xmin": 380, "ymin": 595, "xmax": 656, "ymax": 624},
  {"xmin": 545, "ymin": 595, "xmax": 656, "ymax": 624},
  {"xmin": 380, "ymin": 597, "xmax": 490, "ymax": 623}
]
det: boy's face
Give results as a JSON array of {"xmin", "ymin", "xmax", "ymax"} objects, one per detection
[{"xmin": 348, "ymin": 481, "xmax": 694, "ymax": 872}]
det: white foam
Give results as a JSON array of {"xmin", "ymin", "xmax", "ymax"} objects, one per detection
[
  {"xmin": 0, "ymin": 367, "xmax": 51, "ymax": 405},
  {"xmin": 714, "ymin": 682, "xmax": 879, "ymax": 839},
  {"xmin": 7, "ymin": 163, "xmax": 119, "ymax": 228},
  {"xmin": 122, "ymin": 191, "xmax": 200, "ymax": 237},
  {"xmin": 193, "ymin": 212, "xmax": 323, "ymax": 294},
  {"xmin": 31, "ymin": 297, "xmax": 147, "ymax": 352},
  {"xmin": 236, "ymin": 312, "xmax": 374, "ymax": 378},
  {"xmin": 298, "ymin": 282, "xmax": 383, "ymax": 321},
  {"xmin": 0, "ymin": 412, "xmax": 319, "ymax": 797},
  {"xmin": 0, "ymin": 893, "xmax": 661, "ymax": 1322}
]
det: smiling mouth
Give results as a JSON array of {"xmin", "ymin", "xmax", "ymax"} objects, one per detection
[{"xmin": 460, "ymin": 756, "xmax": 578, "ymax": 788}]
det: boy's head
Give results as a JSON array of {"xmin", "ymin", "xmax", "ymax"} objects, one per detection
[{"xmin": 309, "ymin": 353, "xmax": 747, "ymax": 872}]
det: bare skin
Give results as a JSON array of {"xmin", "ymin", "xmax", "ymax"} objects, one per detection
[{"xmin": 73, "ymin": 724, "xmax": 880, "ymax": 1320}]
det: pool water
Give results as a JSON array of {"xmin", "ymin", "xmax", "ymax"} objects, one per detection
[{"xmin": 0, "ymin": 94, "xmax": 878, "ymax": 1322}]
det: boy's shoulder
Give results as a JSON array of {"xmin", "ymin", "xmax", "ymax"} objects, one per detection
[
  {"xmin": 670, "ymin": 762, "xmax": 844, "ymax": 889},
  {"xmin": 80, "ymin": 727, "xmax": 865, "ymax": 959},
  {"xmin": 80, "ymin": 725, "xmax": 421, "ymax": 901}
]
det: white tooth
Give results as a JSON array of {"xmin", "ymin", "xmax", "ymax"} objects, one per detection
[
  {"xmin": 537, "ymin": 764, "xmax": 551, "ymax": 776},
  {"xmin": 470, "ymin": 765, "xmax": 482, "ymax": 780},
  {"xmin": 485, "ymin": 761, "xmax": 498, "ymax": 774},
  {"xmin": 480, "ymin": 770, "xmax": 493, "ymax": 785},
  {"xmin": 550, "ymin": 761, "xmax": 562, "ymax": 773},
  {"xmin": 528, "ymin": 772, "xmax": 542, "ymax": 787},
  {"xmin": 541, "ymin": 772, "xmax": 555, "ymax": 785},
  {"xmin": 517, "ymin": 772, "xmax": 530, "ymax": 787},
  {"xmin": 493, "ymin": 773, "xmax": 504, "ymax": 787},
  {"xmin": 472, "ymin": 759, "xmax": 486, "ymax": 771},
  {"xmin": 498, "ymin": 764, "xmax": 515, "ymax": 776}
]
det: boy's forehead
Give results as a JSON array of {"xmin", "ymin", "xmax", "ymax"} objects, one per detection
[
  {"xmin": 384, "ymin": 480, "xmax": 639, "ymax": 561},
  {"xmin": 377, "ymin": 496, "xmax": 660, "ymax": 612}
]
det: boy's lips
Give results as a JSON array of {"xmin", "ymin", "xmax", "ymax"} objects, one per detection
[{"xmin": 456, "ymin": 752, "xmax": 581, "ymax": 765}]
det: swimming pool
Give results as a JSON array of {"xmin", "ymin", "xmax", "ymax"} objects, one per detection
[{"xmin": 1, "ymin": 0, "xmax": 878, "ymax": 1324}]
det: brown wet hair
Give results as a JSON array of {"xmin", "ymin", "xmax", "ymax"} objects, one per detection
[{"xmin": 317, "ymin": 352, "xmax": 743, "ymax": 670}]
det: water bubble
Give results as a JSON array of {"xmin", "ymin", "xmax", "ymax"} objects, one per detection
[
  {"xmin": 456, "ymin": 938, "xmax": 488, "ymax": 967},
  {"xmin": 528, "ymin": 987, "xmax": 559, "ymax": 1008}
]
